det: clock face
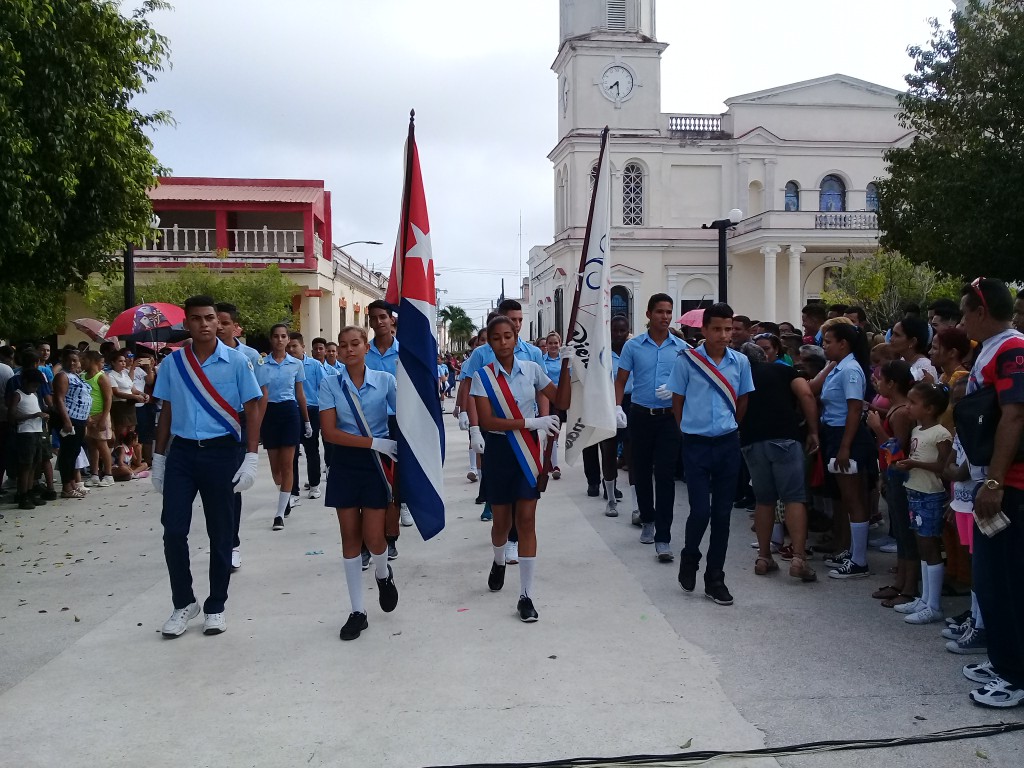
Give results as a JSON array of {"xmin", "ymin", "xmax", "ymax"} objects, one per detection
[{"xmin": 601, "ymin": 64, "xmax": 634, "ymax": 102}]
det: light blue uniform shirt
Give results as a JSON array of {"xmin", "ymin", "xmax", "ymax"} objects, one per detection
[
  {"xmin": 461, "ymin": 337, "xmax": 544, "ymax": 381},
  {"xmin": 366, "ymin": 337, "xmax": 399, "ymax": 377},
  {"xmin": 611, "ymin": 349, "xmax": 633, "ymax": 395},
  {"xmin": 438, "ymin": 363, "xmax": 449, "ymax": 378},
  {"xmin": 470, "ymin": 358, "xmax": 552, "ymax": 425},
  {"xmin": 820, "ymin": 352, "xmax": 866, "ymax": 427},
  {"xmin": 319, "ymin": 366, "xmax": 396, "ymax": 439},
  {"xmin": 617, "ymin": 332, "xmax": 690, "ymax": 408},
  {"xmin": 256, "ymin": 353, "xmax": 305, "ymax": 403},
  {"xmin": 299, "ymin": 355, "xmax": 328, "ymax": 408},
  {"xmin": 542, "ymin": 354, "xmax": 564, "ymax": 385},
  {"xmin": 230, "ymin": 340, "xmax": 262, "ymax": 368},
  {"xmin": 324, "ymin": 360, "xmax": 344, "ymax": 376},
  {"xmin": 152, "ymin": 340, "xmax": 262, "ymax": 441},
  {"xmin": 666, "ymin": 346, "xmax": 754, "ymax": 437}
]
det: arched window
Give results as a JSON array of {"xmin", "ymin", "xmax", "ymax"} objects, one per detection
[
  {"xmin": 589, "ymin": 162, "xmax": 599, "ymax": 193},
  {"xmin": 554, "ymin": 288, "xmax": 564, "ymax": 338},
  {"xmin": 622, "ymin": 162, "xmax": 644, "ymax": 226},
  {"xmin": 610, "ymin": 285, "xmax": 631, "ymax": 330},
  {"xmin": 866, "ymin": 182, "xmax": 879, "ymax": 212},
  {"xmin": 784, "ymin": 181, "xmax": 800, "ymax": 212},
  {"xmin": 819, "ymin": 175, "xmax": 846, "ymax": 212}
]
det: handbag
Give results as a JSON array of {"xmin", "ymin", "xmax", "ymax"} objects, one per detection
[{"xmin": 953, "ymin": 385, "xmax": 1024, "ymax": 466}]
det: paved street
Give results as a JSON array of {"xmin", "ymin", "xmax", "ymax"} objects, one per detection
[{"xmin": 0, "ymin": 417, "xmax": 1020, "ymax": 767}]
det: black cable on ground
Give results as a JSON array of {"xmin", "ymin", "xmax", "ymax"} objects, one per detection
[{"xmin": 422, "ymin": 721, "xmax": 1024, "ymax": 768}]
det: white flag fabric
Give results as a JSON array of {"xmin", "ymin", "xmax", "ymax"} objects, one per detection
[{"xmin": 563, "ymin": 137, "xmax": 617, "ymax": 466}]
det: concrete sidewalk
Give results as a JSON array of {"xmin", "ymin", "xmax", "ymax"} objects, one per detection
[{"xmin": 0, "ymin": 420, "xmax": 777, "ymax": 768}]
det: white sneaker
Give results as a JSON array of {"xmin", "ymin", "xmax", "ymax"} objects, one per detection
[
  {"xmin": 75, "ymin": 482, "xmax": 90, "ymax": 493},
  {"xmin": 400, "ymin": 505, "xmax": 414, "ymax": 527},
  {"xmin": 894, "ymin": 597, "xmax": 926, "ymax": 614},
  {"xmin": 203, "ymin": 612, "xmax": 226, "ymax": 635},
  {"xmin": 98, "ymin": 475, "xmax": 115, "ymax": 487},
  {"xmin": 308, "ymin": 485, "xmax": 321, "ymax": 499},
  {"xmin": 504, "ymin": 541, "xmax": 519, "ymax": 564},
  {"xmin": 86, "ymin": 475, "xmax": 100, "ymax": 487},
  {"xmin": 162, "ymin": 602, "xmax": 200, "ymax": 637},
  {"xmin": 905, "ymin": 606, "xmax": 944, "ymax": 625},
  {"xmin": 231, "ymin": 548, "xmax": 241, "ymax": 571},
  {"xmin": 290, "ymin": 494, "xmax": 301, "ymax": 508}
]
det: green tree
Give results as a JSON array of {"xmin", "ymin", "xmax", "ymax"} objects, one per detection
[
  {"xmin": 878, "ymin": 0, "xmax": 1024, "ymax": 281},
  {"xmin": 0, "ymin": 283, "xmax": 67, "ymax": 341},
  {"xmin": 821, "ymin": 251, "xmax": 963, "ymax": 332},
  {"xmin": 438, "ymin": 305, "xmax": 476, "ymax": 350},
  {"xmin": 87, "ymin": 265, "xmax": 297, "ymax": 336},
  {"xmin": 0, "ymin": 0, "xmax": 171, "ymax": 332}
]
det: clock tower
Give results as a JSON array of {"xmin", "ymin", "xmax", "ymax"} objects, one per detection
[{"xmin": 554, "ymin": 0, "xmax": 666, "ymax": 137}]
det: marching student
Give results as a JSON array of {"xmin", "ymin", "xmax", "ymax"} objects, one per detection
[
  {"xmin": 287, "ymin": 332, "xmax": 328, "ymax": 501},
  {"xmin": 614, "ymin": 294, "xmax": 689, "ymax": 554},
  {"xmin": 319, "ymin": 325, "xmax": 399, "ymax": 641},
  {"xmin": 669, "ymin": 303, "xmax": 754, "ymax": 605},
  {"xmin": 215, "ymin": 303, "xmax": 265, "ymax": 571},
  {"xmin": 151, "ymin": 295, "xmax": 262, "ymax": 638},
  {"xmin": 609, "ymin": 315, "xmax": 637, "ymax": 522},
  {"xmin": 542, "ymin": 332, "xmax": 566, "ymax": 480},
  {"xmin": 257, "ymin": 323, "xmax": 311, "ymax": 531},
  {"xmin": 471, "ymin": 316, "xmax": 571, "ymax": 622}
]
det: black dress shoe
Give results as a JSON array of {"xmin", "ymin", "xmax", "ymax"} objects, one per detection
[
  {"xmin": 588, "ymin": 484, "xmax": 599, "ymax": 497},
  {"xmin": 705, "ymin": 579, "xmax": 734, "ymax": 606},
  {"xmin": 678, "ymin": 556, "xmax": 699, "ymax": 593},
  {"xmin": 339, "ymin": 612, "xmax": 368, "ymax": 640},
  {"xmin": 488, "ymin": 561, "xmax": 506, "ymax": 592},
  {"xmin": 376, "ymin": 565, "xmax": 399, "ymax": 612}
]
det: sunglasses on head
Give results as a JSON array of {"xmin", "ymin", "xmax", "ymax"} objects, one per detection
[{"xmin": 971, "ymin": 277, "xmax": 989, "ymax": 311}]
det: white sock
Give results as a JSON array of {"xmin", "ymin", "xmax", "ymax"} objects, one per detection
[
  {"xmin": 850, "ymin": 521, "xmax": 869, "ymax": 566},
  {"xmin": 926, "ymin": 563, "xmax": 944, "ymax": 612},
  {"xmin": 551, "ymin": 440, "xmax": 559, "ymax": 467},
  {"xmin": 343, "ymin": 556, "xmax": 365, "ymax": 614},
  {"xmin": 604, "ymin": 480, "xmax": 617, "ymax": 506},
  {"xmin": 630, "ymin": 485, "xmax": 639, "ymax": 512},
  {"xmin": 919, "ymin": 560, "xmax": 929, "ymax": 604},
  {"xmin": 971, "ymin": 591, "xmax": 984, "ymax": 629},
  {"xmin": 771, "ymin": 522, "xmax": 784, "ymax": 546},
  {"xmin": 492, "ymin": 544, "xmax": 506, "ymax": 566},
  {"xmin": 372, "ymin": 550, "xmax": 389, "ymax": 581},
  {"xmin": 276, "ymin": 490, "xmax": 290, "ymax": 518},
  {"xmin": 519, "ymin": 556, "xmax": 536, "ymax": 598},
  {"xmin": 469, "ymin": 450, "xmax": 477, "ymax": 472}
]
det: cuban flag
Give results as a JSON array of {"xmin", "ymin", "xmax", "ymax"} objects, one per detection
[{"xmin": 385, "ymin": 111, "xmax": 445, "ymax": 539}]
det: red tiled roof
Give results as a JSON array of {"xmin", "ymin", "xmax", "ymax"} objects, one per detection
[{"xmin": 148, "ymin": 185, "xmax": 322, "ymax": 204}]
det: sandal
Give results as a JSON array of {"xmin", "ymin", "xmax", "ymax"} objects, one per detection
[
  {"xmin": 754, "ymin": 556, "xmax": 779, "ymax": 576},
  {"xmin": 789, "ymin": 554, "xmax": 817, "ymax": 582},
  {"xmin": 60, "ymin": 489, "xmax": 85, "ymax": 499},
  {"xmin": 882, "ymin": 593, "xmax": 915, "ymax": 608},
  {"xmin": 872, "ymin": 585, "xmax": 900, "ymax": 600}
]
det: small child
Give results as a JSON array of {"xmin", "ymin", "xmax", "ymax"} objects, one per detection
[
  {"xmin": 893, "ymin": 382, "xmax": 953, "ymax": 625},
  {"xmin": 111, "ymin": 429, "xmax": 149, "ymax": 481},
  {"xmin": 11, "ymin": 369, "xmax": 48, "ymax": 510}
]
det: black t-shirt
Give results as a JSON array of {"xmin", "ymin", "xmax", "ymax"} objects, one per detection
[{"xmin": 740, "ymin": 362, "xmax": 803, "ymax": 446}]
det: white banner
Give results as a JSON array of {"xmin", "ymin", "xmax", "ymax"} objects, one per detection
[{"xmin": 563, "ymin": 135, "xmax": 617, "ymax": 466}]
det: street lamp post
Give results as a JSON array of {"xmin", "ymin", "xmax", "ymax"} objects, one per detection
[
  {"xmin": 702, "ymin": 208, "xmax": 743, "ymax": 305},
  {"xmin": 125, "ymin": 214, "xmax": 161, "ymax": 310}
]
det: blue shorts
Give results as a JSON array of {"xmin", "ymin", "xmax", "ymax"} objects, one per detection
[{"xmin": 906, "ymin": 489, "xmax": 945, "ymax": 537}]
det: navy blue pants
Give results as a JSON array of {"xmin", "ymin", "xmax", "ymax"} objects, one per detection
[
  {"xmin": 233, "ymin": 429, "xmax": 247, "ymax": 549},
  {"xmin": 292, "ymin": 406, "xmax": 321, "ymax": 494},
  {"xmin": 680, "ymin": 431, "xmax": 742, "ymax": 577},
  {"xmin": 628, "ymin": 407, "xmax": 680, "ymax": 543},
  {"xmin": 974, "ymin": 486, "xmax": 1024, "ymax": 687},
  {"xmin": 162, "ymin": 438, "xmax": 237, "ymax": 614}
]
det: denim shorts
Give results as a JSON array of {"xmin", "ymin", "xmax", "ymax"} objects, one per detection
[
  {"xmin": 740, "ymin": 439, "xmax": 807, "ymax": 504},
  {"xmin": 906, "ymin": 488, "xmax": 946, "ymax": 537}
]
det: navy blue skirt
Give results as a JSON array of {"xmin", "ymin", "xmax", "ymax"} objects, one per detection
[
  {"xmin": 482, "ymin": 431, "xmax": 540, "ymax": 504},
  {"xmin": 326, "ymin": 445, "xmax": 390, "ymax": 510},
  {"xmin": 261, "ymin": 400, "xmax": 300, "ymax": 449}
]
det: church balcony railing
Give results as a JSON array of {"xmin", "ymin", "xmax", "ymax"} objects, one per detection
[
  {"xmin": 666, "ymin": 113, "xmax": 732, "ymax": 137},
  {"xmin": 729, "ymin": 211, "xmax": 878, "ymax": 236}
]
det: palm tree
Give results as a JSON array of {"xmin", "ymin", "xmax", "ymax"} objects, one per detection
[{"xmin": 439, "ymin": 305, "xmax": 476, "ymax": 351}]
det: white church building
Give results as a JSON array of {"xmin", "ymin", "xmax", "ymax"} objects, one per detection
[{"xmin": 527, "ymin": 0, "xmax": 915, "ymax": 338}]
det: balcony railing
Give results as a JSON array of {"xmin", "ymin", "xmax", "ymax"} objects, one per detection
[
  {"xmin": 814, "ymin": 212, "xmax": 878, "ymax": 230},
  {"xmin": 332, "ymin": 247, "xmax": 387, "ymax": 290},
  {"xmin": 137, "ymin": 225, "xmax": 310, "ymax": 264},
  {"xmin": 667, "ymin": 113, "xmax": 731, "ymax": 137},
  {"xmin": 730, "ymin": 211, "xmax": 879, "ymax": 236}
]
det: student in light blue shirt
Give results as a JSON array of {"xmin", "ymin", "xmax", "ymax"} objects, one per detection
[
  {"xmin": 670, "ymin": 303, "xmax": 754, "ymax": 607},
  {"xmin": 366, "ymin": 300, "xmax": 400, "ymax": 378},
  {"xmin": 288, "ymin": 332, "xmax": 329, "ymax": 501},
  {"xmin": 319, "ymin": 324, "xmax": 399, "ymax": 641},
  {"xmin": 256, "ymin": 324, "xmax": 311, "ymax": 530},
  {"xmin": 324, "ymin": 342, "xmax": 344, "ymax": 375}
]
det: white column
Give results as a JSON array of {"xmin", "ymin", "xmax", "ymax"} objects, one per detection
[
  {"xmin": 763, "ymin": 158, "xmax": 777, "ymax": 212},
  {"xmin": 319, "ymin": 291, "xmax": 336, "ymax": 343},
  {"xmin": 736, "ymin": 159, "xmax": 751, "ymax": 213},
  {"xmin": 787, "ymin": 245, "xmax": 806, "ymax": 322},
  {"xmin": 760, "ymin": 244, "xmax": 781, "ymax": 322},
  {"xmin": 302, "ymin": 293, "xmax": 322, "ymax": 339}
]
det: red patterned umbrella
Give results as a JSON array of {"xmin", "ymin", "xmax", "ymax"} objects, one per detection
[
  {"xmin": 71, "ymin": 318, "xmax": 110, "ymax": 342},
  {"xmin": 105, "ymin": 303, "xmax": 185, "ymax": 338}
]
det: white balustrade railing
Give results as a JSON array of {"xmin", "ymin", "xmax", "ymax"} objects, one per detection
[
  {"xmin": 141, "ymin": 226, "xmax": 215, "ymax": 252},
  {"xmin": 228, "ymin": 227, "xmax": 302, "ymax": 253},
  {"xmin": 814, "ymin": 212, "xmax": 878, "ymax": 230},
  {"xmin": 667, "ymin": 114, "xmax": 724, "ymax": 133},
  {"xmin": 137, "ymin": 225, "xmax": 308, "ymax": 261},
  {"xmin": 313, "ymin": 233, "xmax": 324, "ymax": 260}
]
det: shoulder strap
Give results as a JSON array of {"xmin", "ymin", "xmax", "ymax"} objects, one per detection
[
  {"xmin": 478, "ymin": 364, "xmax": 542, "ymax": 487},
  {"xmin": 682, "ymin": 349, "xmax": 737, "ymax": 414},
  {"xmin": 339, "ymin": 377, "xmax": 394, "ymax": 502},
  {"xmin": 173, "ymin": 346, "xmax": 242, "ymax": 441}
]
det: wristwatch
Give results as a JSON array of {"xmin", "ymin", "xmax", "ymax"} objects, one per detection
[{"xmin": 983, "ymin": 478, "xmax": 1003, "ymax": 491}]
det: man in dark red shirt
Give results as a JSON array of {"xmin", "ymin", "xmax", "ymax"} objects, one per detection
[{"xmin": 959, "ymin": 277, "xmax": 1024, "ymax": 709}]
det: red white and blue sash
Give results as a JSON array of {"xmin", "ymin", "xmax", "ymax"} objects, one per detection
[
  {"xmin": 682, "ymin": 348, "xmax": 737, "ymax": 415},
  {"xmin": 478, "ymin": 363, "xmax": 542, "ymax": 488},
  {"xmin": 173, "ymin": 345, "xmax": 242, "ymax": 441},
  {"xmin": 340, "ymin": 378, "xmax": 394, "ymax": 502}
]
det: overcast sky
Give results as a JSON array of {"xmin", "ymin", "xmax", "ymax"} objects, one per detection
[{"xmin": 133, "ymin": 0, "xmax": 954, "ymax": 323}]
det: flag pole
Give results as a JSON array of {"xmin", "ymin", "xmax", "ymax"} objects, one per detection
[{"xmin": 395, "ymin": 109, "xmax": 417, "ymax": 301}]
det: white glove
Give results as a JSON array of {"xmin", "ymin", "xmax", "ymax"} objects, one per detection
[
  {"xmin": 371, "ymin": 438, "xmax": 399, "ymax": 461},
  {"xmin": 524, "ymin": 415, "xmax": 561, "ymax": 435},
  {"xmin": 615, "ymin": 405, "xmax": 628, "ymax": 429},
  {"xmin": 232, "ymin": 452, "xmax": 259, "ymax": 493},
  {"xmin": 151, "ymin": 453, "xmax": 166, "ymax": 494},
  {"xmin": 559, "ymin": 345, "xmax": 574, "ymax": 361},
  {"xmin": 469, "ymin": 426, "xmax": 485, "ymax": 454},
  {"xmin": 458, "ymin": 411, "xmax": 470, "ymax": 431},
  {"xmin": 655, "ymin": 384, "xmax": 673, "ymax": 401},
  {"xmin": 303, "ymin": 422, "xmax": 313, "ymax": 439},
  {"xmin": 538, "ymin": 430, "xmax": 549, "ymax": 458}
]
